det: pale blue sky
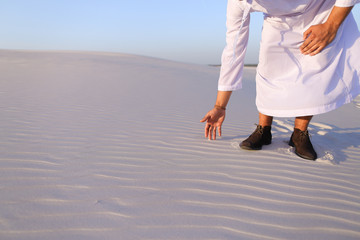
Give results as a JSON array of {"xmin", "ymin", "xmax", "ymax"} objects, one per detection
[{"xmin": 0, "ymin": 1, "xmax": 359, "ymax": 65}]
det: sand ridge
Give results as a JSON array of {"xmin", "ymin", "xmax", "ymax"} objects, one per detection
[{"xmin": 0, "ymin": 50, "xmax": 360, "ymax": 240}]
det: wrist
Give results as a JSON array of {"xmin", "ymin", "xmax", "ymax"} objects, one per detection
[
  {"xmin": 324, "ymin": 20, "xmax": 340, "ymax": 31},
  {"xmin": 214, "ymin": 104, "xmax": 226, "ymax": 110},
  {"xmin": 325, "ymin": 6, "xmax": 353, "ymax": 30}
]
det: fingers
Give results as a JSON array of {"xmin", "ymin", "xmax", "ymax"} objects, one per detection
[
  {"xmin": 300, "ymin": 28, "xmax": 312, "ymax": 50},
  {"xmin": 300, "ymin": 37, "xmax": 320, "ymax": 55},
  {"xmin": 206, "ymin": 124, "xmax": 214, "ymax": 140},
  {"xmin": 211, "ymin": 126, "xmax": 217, "ymax": 140},
  {"xmin": 201, "ymin": 115, "xmax": 212, "ymax": 139},
  {"xmin": 302, "ymin": 27, "xmax": 312, "ymax": 41},
  {"xmin": 205, "ymin": 123, "xmax": 211, "ymax": 138},
  {"xmin": 208, "ymin": 125, "xmax": 213, "ymax": 140},
  {"xmin": 205, "ymin": 124, "xmax": 219, "ymax": 140},
  {"xmin": 300, "ymin": 23, "xmax": 336, "ymax": 56},
  {"xmin": 309, "ymin": 46, "xmax": 323, "ymax": 56},
  {"xmin": 201, "ymin": 109, "xmax": 225, "ymax": 140},
  {"xmin": 302, "ymin": 42, "xmax": 319, "ymax": 55},
  {"xmin": 300, "ymin": 26, "xmax": 322, "ymax": 55},
  {"xmin": 300, "ymin": 35, "xmax": 314, "ymax": 54},
  {"xmin": 307, "ymin": 45, "xmax": 322, "ymax": 56},
  {"xmin": 200, "ymin": 114, "xmax": 210, "ymax": 123},
  {"xmin": 301, "ymin": 40, "xmax": 325, "ymax": 56}
]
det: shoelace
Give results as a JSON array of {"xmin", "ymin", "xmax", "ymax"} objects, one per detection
[
  {"xmin": 299, "ymin": 130, "xmax": 311, "ymax": 142},
  {"xmin": 253, "ymin": 124, "xmax": 264, "ymax": 135}
]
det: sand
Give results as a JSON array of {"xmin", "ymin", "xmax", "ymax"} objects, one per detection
[{"xmin": 0, "ymin": 50, "xmax": 360, "ymax": 240}]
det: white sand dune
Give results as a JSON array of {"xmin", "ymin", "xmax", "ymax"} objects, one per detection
[{"xmin": 0, "ymin": 50, "xmax": 360, "ymax": 240}]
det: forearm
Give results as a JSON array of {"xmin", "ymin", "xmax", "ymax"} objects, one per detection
[
  {"xmin": 214, "ymin": 91, "xmax": 232, "ymax": 109},
  {"xmin": 325, "ymin": 6, "xmax": 353, "ymax": 29}
]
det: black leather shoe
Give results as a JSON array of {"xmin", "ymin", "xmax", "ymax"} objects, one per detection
[
  {"xmin": 240, "ymin": 125, "xmax": 272, "ymax": 150},
  {"xmin": 289, "ymin": 128, "xmax": 317, "ymax": 160}
]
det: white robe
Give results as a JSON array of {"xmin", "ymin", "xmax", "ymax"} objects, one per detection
[{"xmin": 218, "ymin": 0, "xmax": 360, "ymax": 117}]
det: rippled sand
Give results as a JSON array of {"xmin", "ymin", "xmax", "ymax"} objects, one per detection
[{"xmin": 0, "ymin": 50, "xmax": 360, "ymax": 240}]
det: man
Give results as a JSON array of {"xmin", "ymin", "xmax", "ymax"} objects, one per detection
[{"xmin": 201, "ymin": 0, "xmax": 360, "ymax": 160}]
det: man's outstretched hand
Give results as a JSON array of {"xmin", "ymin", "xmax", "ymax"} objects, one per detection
[{"xmin": 200, "ymin": 108, "xmax": 226, "ymax": 140}]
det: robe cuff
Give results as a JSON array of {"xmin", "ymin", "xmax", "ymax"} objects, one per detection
[
  {"xmin": 218, "ymin": 84, "xmax": 242, "ymax": 92},
  {"xmin": 335, "ymin": 0, "xmax": 359, "ymax": 7}
]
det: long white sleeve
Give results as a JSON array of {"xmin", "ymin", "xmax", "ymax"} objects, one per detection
[
  {"xmin": 335, "ymin": 0, "xmax": 360, "ymax": 7},
  {"xmin": 218, "ymin": 0, "xmax": 251, "ymax": 91}
]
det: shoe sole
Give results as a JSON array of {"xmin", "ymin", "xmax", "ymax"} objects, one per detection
[
  {"xmin": 295, "ymin": 152, "xmax": 316, "ymax": 160},
  {"xmin": 240, "ymin": 145, "xmax": 262, "ymax": 150},
  {"xmin": 240, "ymin": 141, "xmax": 271, "ymax": 151}
]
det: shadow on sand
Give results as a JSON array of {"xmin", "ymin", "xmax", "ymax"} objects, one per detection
[{"xmin": 221, "ymin": 120, "xmax": 360, "ymax": 165}]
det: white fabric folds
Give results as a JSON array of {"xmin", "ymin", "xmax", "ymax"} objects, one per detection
[
  {"xmin": 218, "ymin": 0, "xmax": 251, "ymax": 91},
  {"xmin": 218, "ymin": 0, "xmax": 360, "ymax": 117},
  {"xmin": 335, "ymin": 0, "xmax": 360, "ymax": 7}
]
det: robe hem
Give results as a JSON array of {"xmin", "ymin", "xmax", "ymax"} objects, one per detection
[{"xmin": 257, "ymin": 92, "xmax": 360, "ymax": 118}]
